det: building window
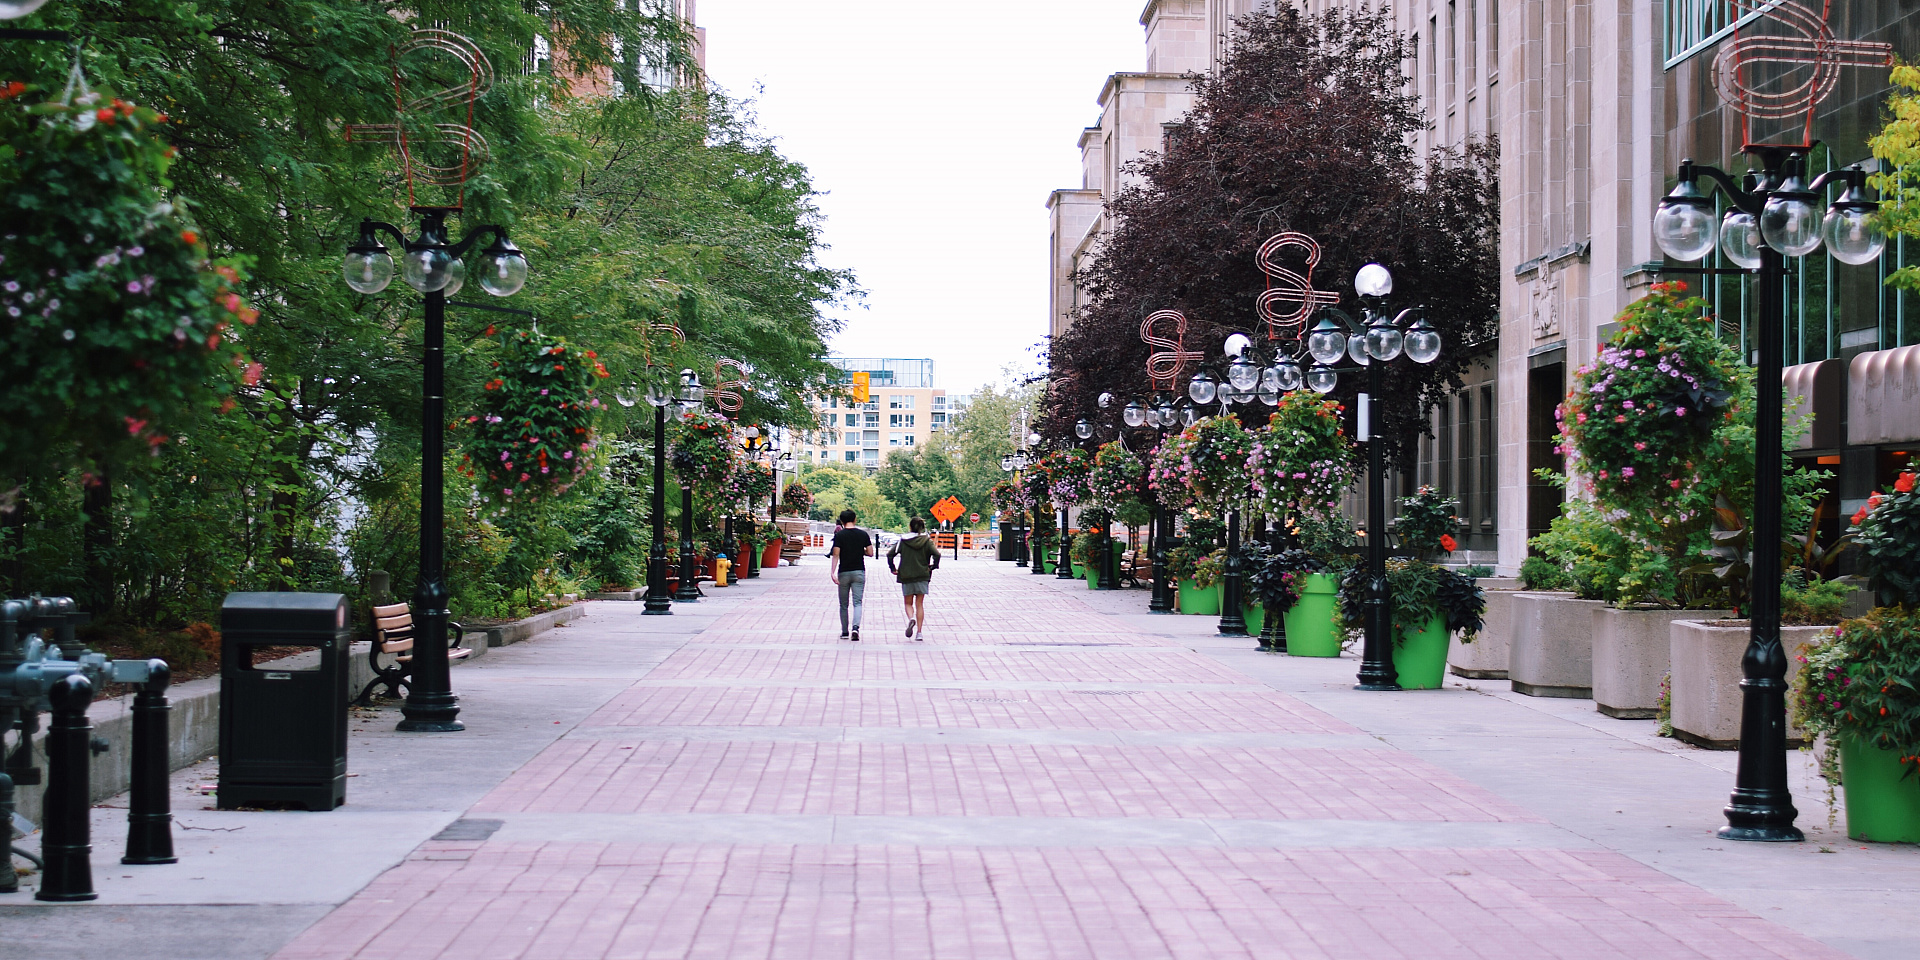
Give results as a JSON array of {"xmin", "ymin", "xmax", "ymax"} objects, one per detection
[
  {"xmin": 903, "ymin": 414, "xmax": 915, "ymax": 427},
  {"xmin": 903, "ymin": 434, "xmax": 916, "ymax": 446},
  {"xmin": 828, "ymin": 395, "xmax": 838, "ymax": 409},
  {"xmin": 845, "ymin": 451, "xmax": 858, "ymax": 462},
  {"xmin": 864, "ymin": 413, "xmax": 879, "ymax": 427},
  {"xmin": 863, "ymin": 430, "xmax": 879, "ymax": 446},
  {"xmin": 1666, "ymin": 0, "xmax": 1769, "ymax": 69},
  {"xmin": 844, "ymin": 413, "xmax": 858, "ymax": 426},
  {"xmin": 889, "ymin": 431, "xmax": 905, "ymax": 446}
]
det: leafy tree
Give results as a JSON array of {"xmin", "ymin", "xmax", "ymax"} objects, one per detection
[
  {"xmin": 873, "ymin": 447, "xmax": 959, "ymax": 526},
  {"xmin": 800, "ymin": 462, "xmax": 903, "ymax": 530},
  {"xmin": 934, "ymin": 373, "xmax": 1040, "ymax": 528},
  {"xmin": 1045, "ymin": 6, "xmax": 1497, "ymax": 469}
]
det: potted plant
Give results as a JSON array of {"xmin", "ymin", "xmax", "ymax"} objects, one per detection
[
  {"xmin": 1339, "ymin": 559, "xmax": 1485, "ymax": 689},
  {"xmin": 759, "ymin": 520, "xmax": 785, "ymax": 569},
  {"xmin": 1245, "ymin": 546, "xmax": 1339, "ymax": 655},
  {"xmin": 1673, "ymin": 571, "xmax": 1851, "ymax": 747},
  {"xmin": 1791, "ymin": 463, "xmax": 1920, "ymax": 840}
]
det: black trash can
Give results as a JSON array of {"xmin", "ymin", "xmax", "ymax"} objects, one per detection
[{"xmin": 218, "ymin": 593, "xmax": 350, "ymax": 811}]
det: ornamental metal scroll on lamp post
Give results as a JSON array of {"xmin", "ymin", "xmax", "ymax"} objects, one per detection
[
  {"xmin": 341, "ymin": 211, "xmax": 528, "ymax": 732},
  {"xmin": 1652, "ymin": 152, "xmax": 1884, "ymax": 842},
  {"xmin": 1298, "ymin": 264, "xmax": 1444, "ymax": 691}
]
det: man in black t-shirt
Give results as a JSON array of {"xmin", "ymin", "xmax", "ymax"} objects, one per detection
[{"xmin": 829, "ymin": 509, "xmax": 874, "ymax": 641}]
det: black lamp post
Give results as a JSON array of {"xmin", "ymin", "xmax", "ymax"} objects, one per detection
[
  {"xmin": 640, "ymin": 378, "xmax": 675, "ymax": 615},
  {"xmin": 1000, "ymin": 451, "xmax": 1032, "ymax": 567},
  {"xmin": 1103, "ymin": 391, "xmax": 1188, "ymax": 612},
  {"xmin": 1299, "ymin": 264, "xmax": 1443, "ymax": 691},
  {"xmin": 341, "ymin": 207, "xmax": 528, "ymax": 732},
  {"xmin": 1653, "ymin": 149, "xmax": 1884, "ymax": 842},
  {"xmin": 671, "ymin": 369, "xmax": 705, "ymax": 603}
]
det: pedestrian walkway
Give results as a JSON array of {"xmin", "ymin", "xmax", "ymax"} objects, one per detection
[{"xmin": 6, "ymin": 560, "xmax": 1914, "ymax": 959}]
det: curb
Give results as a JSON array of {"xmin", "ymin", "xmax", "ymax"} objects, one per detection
[{"xmin": 10, "ymin": 602, "xmax": 587, "ymax": 825}]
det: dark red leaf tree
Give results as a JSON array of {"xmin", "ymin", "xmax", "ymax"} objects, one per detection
[{"xmin": 1047, "ymin": 6, "xmax": 1498, "ymax": 470}]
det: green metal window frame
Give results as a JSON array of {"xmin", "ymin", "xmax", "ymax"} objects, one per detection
[{"xmin": 1665, "ymin": 0, "xmax": 1784, "ymax": 69}]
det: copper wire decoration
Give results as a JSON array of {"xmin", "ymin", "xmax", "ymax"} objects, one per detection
[
  {"xmin": 1140, "ymin": 310, "xmax": 1202, "ymax": 392},
  {"xmin": 712, "ymin": 359, "xmax": 749, "ymax": 414},
  {"xmin": 642, "ymin": 322, "xmax": 686, "ymax": 368},
  {"xmin": 1254, "ymin": 231, "xmax": 1337, "ymax": 342},
  {"xmin": 344, "ymin": 28, "xmax": 496, "ymax": 205},
  {"xmin": 1712, "ymin": 0, "xmax": 1893, "ymax": 146}
]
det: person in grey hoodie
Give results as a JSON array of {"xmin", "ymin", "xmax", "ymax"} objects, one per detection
[{"xmin": 887, "ymin": 517, "xmax": 940, "ymax": 640}]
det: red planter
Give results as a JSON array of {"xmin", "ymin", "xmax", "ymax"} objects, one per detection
[{"xmin": 761, "ymin": 539, "xmax": 783, "ymax": 568}]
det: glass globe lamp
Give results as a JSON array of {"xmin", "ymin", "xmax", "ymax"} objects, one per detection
[
  {"xmin": 1347, "ymin": 332, "xmax": 1370, "ymax": 366},
  {"xmin": 1027, "ymin": 432, "xmax": 1041, "ymax": 447},
  {"xmin": 0, "ymin": 1, "xmax": 52, "ymax": 18},
  {"xmin": 1075, "ymin": 419, "xmax": 1093, "ymax": 440},
  {"xmin": 1823, "ymin": 184, "xmax": 1885, "ymax": 266},
  {"xmin": 1188, "ymin": 371, "xmax": 1218, "ymax": 405},
  {"xmin": 1180, "ymin": 405, "xmax": 1200, "ymax": 427},
  {"xmin": 401, "ymin": 245, "xmax": 453, "ymax": 293},
  {"xmin": 1273, "ymin": 358, "xmax": 1303, "ymax": 393},
  {"xmin": 1258, "ymin": 386, "xmax": 1281, "ymax": 406},
  {"xmin": 1720, "ymin": 210, "xmax": 1762, "ymax": 269},
  {"xmin": 1653, "ymin": 179, "xmax": 1718, "ymax": 262},
  {"xmin": 1354, "ymin": 263, "xmax": 1393, "ymax": 298},
  {"xmin": 1306, "ymin": 363, "xmax": 1338, "ymax": 394},
  {"xmin": 441, "ymin": 257, "xmax": 467, "ymax": 296},
  {"xmin": 1759, "ymin": 172, "xmax": 1821, "ymax": 257},
  {"xmin": 1123, "ymin": 401, "xmax": 1146, "ymax": 428},
  {"xmin": 1157, "ymin": 399, "xmax": 1177, "ymax": 426},
  {"xmin": 645, "ymin": 382, "xmax": 672, "ymax": 408},
  {"xmin": 477, "ymin": 235, "xmax": 530, "ymax": 297},
  {"xmin": 1364, "ymin": 317, "xmax": 1402, "ymax": 362},
  {"xmin": 342, "ymin": 246, "xmax": 394, "ymax": 294},
  {"xmin": 1306, "ymin": 317, "xmax": 1347, "ymax": 365},
  {"xmin": 677, "ymin": 368, "xmax": 704, "ymax": 405},
  {"xmin": 1227, "ymin": 357, "xmax": 1259, "ymax": 391},
  {"xmin": 1097, "ymin": 392, "xmax": 1114, "ymax": 409},
  {"xmin": 1403, "ymin": 318, "xmax": 1442, "ymax": 364},
  {"xmin": 1000, "ymin": 455, "xmax": 1014, "ymax": 472}
]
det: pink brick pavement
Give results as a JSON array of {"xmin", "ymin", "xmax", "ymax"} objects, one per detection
[{"xmin": 273, "ymin": 564, "xmax": 1853, "ymax": 959}]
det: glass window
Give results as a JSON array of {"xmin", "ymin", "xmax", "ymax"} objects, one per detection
[
  {"xmin": 903, "ymin": 414, "xmax": 915, "ymax": 427},
  {"xmin": 864, "ymin": 413, "xmax": 879, "ymax": 427},
  {"xmin": 845, "ymin": 451, "xmax": 858, "ymax": 462}
]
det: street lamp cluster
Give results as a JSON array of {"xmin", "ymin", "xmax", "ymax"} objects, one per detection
[{"xmin": 1652, "ymin": 148, "xmax": 1887, "ymax": 843}]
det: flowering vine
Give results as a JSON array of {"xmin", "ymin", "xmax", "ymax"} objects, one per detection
[{"xmin": 457, "ymin": 329, "xmax": 608, "ymax": 506}]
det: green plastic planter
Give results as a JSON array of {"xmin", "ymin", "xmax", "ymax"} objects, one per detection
[
  {"xmin": 1393, "ymin": 613, "xmax": 1451, "ymax": 689},
  {"xmin": 1840, "ymin": 736, "xmax": 1920, "ymax": 843},
  {"xmin": 1179, "ymin": 581, "xmax": 1221, "ymax": 616},
  {"xmin": 1283, "ymin": 573, "xmax": 1341, "ymax": 657},
  {"xmin": 1243, "ymin": 602, "xmax": 1264, "ymax": 637}
]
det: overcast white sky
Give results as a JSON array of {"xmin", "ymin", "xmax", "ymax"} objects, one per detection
[{"xmin": 697, "ymin": 1, "xmax": 1151, "ymax": 397}]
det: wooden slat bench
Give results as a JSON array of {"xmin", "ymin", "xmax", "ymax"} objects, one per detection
[{"xmin": 355, "ymin": 602, "xmax": 472, "ymax": 706}]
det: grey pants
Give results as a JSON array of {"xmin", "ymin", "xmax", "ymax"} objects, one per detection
[{"xmin": 837, "ymin": 570, "xmax": 866, "ymax": 633}]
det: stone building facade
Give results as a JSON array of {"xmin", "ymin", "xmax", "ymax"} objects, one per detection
[{"xmin": 1053, "ymin": 1, "xmax": 1920, "ymax": 572}]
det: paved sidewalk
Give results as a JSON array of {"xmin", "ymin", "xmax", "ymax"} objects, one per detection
[{"xmin": 6, "ymin": 559, "xmax": 1916, "ymax": 959}]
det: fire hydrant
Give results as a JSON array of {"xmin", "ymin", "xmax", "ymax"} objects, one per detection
[{"xmin": 714, "ymin": 557, "xmax": 731, "ymax": 587}]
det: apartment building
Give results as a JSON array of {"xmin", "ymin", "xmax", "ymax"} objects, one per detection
[{"xmin": 794, "ymin": 359, "xmax": 969, "ymax": 472}]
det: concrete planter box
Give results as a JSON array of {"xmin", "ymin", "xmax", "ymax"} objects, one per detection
[
  {"xmin": 1508, "ymin": 593, "xmax": 1601, "ymax": 698},
  {"xmin": 1670, "ymin": 620, "xmax": 1832, "ymax": 749},
  {"xmin": 1592, "ymin": 605, "xmax": 1729, "ymax": 719},
  {"xmin": 1449, "ymin": 577, "xmax": 1521, "ymax": 679}
]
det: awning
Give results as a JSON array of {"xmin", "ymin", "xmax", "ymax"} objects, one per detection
[{"xmin": 1848, "ymin": 344, "xmax": 1920, "ymax": 446}]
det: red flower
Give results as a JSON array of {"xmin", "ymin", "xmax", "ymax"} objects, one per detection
[
  {"xmin": 1897, "ymin": 472, "xmax": 1916, "ymax": 494},
  {"xmin": 1439, "ymin": 534, "xmax": 1457, "ymax": 552},
  {"xmin": 181, "ymin": 230, "xmax": 199, "ymax": 245},
  {"xmin": 1852, "ymin": 506, "xmax": 1869, "ymax": 526}
]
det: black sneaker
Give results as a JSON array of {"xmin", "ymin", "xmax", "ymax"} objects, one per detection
[
  {"xmin": 850, "ymin": 628, "xmax": 860, "ymax": 642},
  {"xmin": 906, "ymin": 618, "xmax": 916, "ymax": 638},
  {"xmin": 839, "ymin": 632, "xmax": 849, "ymax": 640}
]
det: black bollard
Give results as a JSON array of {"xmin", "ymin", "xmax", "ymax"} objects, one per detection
[
  {"xmin": 1, "ymin": 770, "xmax": 15, "ymax": 894},
  {"xmin": 36, "ymin": 673, "xmax": 96, "ymax": 902},
  {"xmin": 124, "ymin": 659, "xmax": 176, "ymax": 865}
]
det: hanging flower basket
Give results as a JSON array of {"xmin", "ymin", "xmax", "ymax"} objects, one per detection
[
  {"xmin": 1247, "ymin": 393, "xmax": 1356, "ymax": 521},
  {"xmin": 458, "ymin": 329, "xmax": 608, "ymax": 506},
  {"xmin": 779, "ymin": 481, "xmax": 812, "ymax": 517},
  {"xmin": 0, "ymin": 83, "xmax": 257, "ymax": 453},
  {"xmin": 1087, "ymin": 440, "xmax": 1145, "ymax": 508},
  {"xmin": 719, "ymin": 459, "xmax": 775, "ymax": 513},
  {"xmin": 670, "ymin": 408, "xmax": 738, "ymax": 497},
  {"xmin": 1149, "ymin": 415, "xmax": 1253, "ymax": 515},
  {"xmin": 1035, "ymin": 448, "xmax": 1091, "ymax": 507}
]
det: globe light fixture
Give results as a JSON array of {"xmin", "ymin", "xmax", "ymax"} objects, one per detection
[
  {"xmin": 342, "ymin": 232, "xmax": 394, "ymax": 294},
  {"xmin": 1157, "ymin": 398, "xmax": 1178, "ymax": 426},
  {"xmin": 1824, "ymin": 181, "xmax": 1887, "ymax": 265},
  {"xmin": 645, "ymin": 381, "xmax": 672, "ymax": 408},
  {"xmin": 1179, "ymin": 404, "xmax": 1199, "ymax": 427},
  {"xmin": 1026, "ymin": 431, "xmax": 1041, "ymax": 447},
  {"xmin": 1354, "ymin": 263, "xmax": 1393, "ymax": 298},
  {"xmin": 1306, "ymin": 363, "xmax": 1338, "ymax": 394},
  {"xmin": 1123, "ymin": 401, "xmax": 1146, "ymax": 428},
  {"xmin": 441, "ymin": 257, "xmax": 467, "ymax": 296},
  {"xmin": 477, "ymin": 234, "xmax": 530, "ymax": 297},
  {"xmin": 1654, "ymin": 177, "xmax": 1719, "ymax": 262},
  {"xmin": 1075, "ymin": 419, "xmax": 1093, "ymax": 440},
  {"xmin": 1187, "ymin": 371, "xmax": 1218, "ymax": 405},
  {"xmin": 1306, "ymin": 317, "xmax": 1348, "ymax": 365},
  {"xmin": 1364, "ymin": 315, "xmax": 1403, "ymax": 362},
  {"xmin": 677, "ymin": 368, "xmax": 704, "ymax": 405},
  {"xmin": 1347, "ymin": 332, "xmax": 1371, "ymax": 366},
  {"xmin": 1273, "ymin": 357, "xmax": 1304, "ymax": 393},
  {"xmin": 1097, "ymin": 391, "xmax": 1114, "ymax": 409},
  {"xmin": 0, "ymin": 1, "xmax": 53, "ymax": 19},
  {"xmin": 1403, "ymin": 318, "xmax": 1442, "ymax": 365},
  {"xmin": 1000, "ymin": 454, "xmax": 1014, "ymax": 471},
  {"xmin": 1720, "ymin": 210, "xmax": 1763, "ymax": 269},
  {"xmin": 1227, "ymin": 356, "xmax": 1259, "ymax": 391},
  {"xmin": 400, "ymin": 243, "xmax": 454, "ymax": 293},
  {"xmin": 1759, "ymin": 173, "xmax": 1822, "ymax": 257}
]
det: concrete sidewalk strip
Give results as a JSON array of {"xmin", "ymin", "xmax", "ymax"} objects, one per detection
[{"xmin": 7, "ymin": 560, "xmax": 1913, "ymax": 959}]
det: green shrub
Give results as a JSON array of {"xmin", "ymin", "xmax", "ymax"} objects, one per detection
[
  {"xmin": 1518, "ymin": 555, "xmax": 1572, "ymax": 591},
  {"xmin": 1852, "ymin": 461, "xmax": 1920, "ymax": 609}
]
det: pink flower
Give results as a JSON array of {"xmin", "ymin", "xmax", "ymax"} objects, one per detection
[
  {"xmin": 1622, "ymin": 467, "xmax": 1635, "ymax": 477},
  {"xmin": 1675, "ymin": 407, "xmax": 1686, "ymax": 416}
]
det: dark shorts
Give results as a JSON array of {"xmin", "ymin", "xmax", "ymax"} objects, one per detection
[{"xmin": 900, "ymin": 579, "xmax": 929, "ymax": 597}]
